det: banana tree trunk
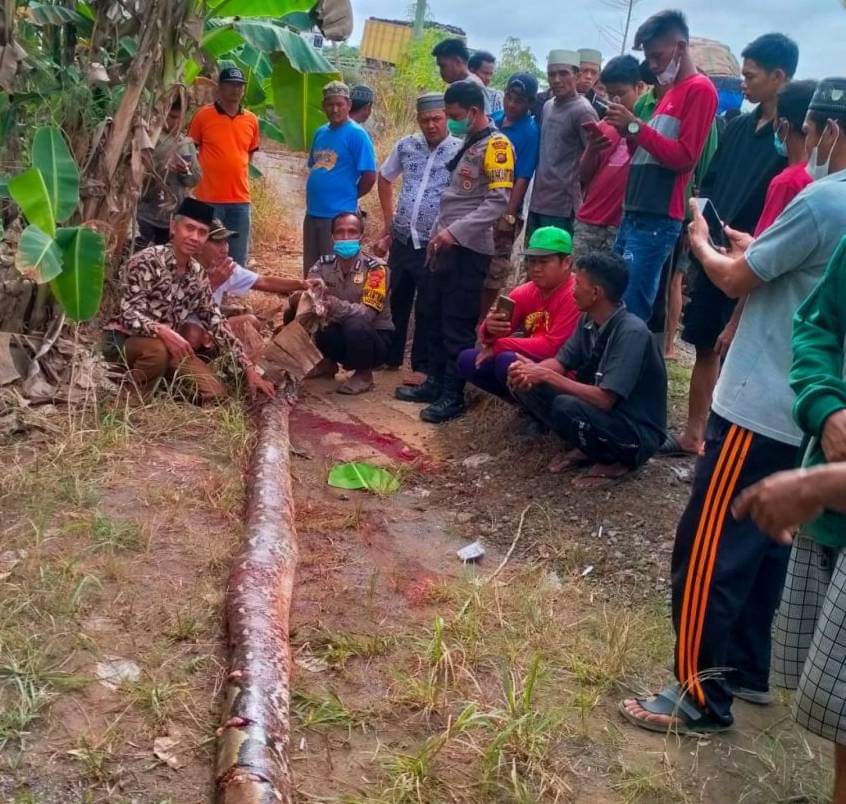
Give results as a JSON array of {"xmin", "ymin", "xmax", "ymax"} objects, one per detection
[{"xmin": 216, "ymin": 396, "xmax": 298, "ymax": 804}]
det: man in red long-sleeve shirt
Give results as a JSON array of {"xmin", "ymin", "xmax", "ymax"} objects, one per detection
[
  {"xmin": 457, "ymin": 227, "xmax": 579, "ymax": 403},
  {"xmin": 603, "ymin": 10, "xmax": 717, "ymax": 321}
]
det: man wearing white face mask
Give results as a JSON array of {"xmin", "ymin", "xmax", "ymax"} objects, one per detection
[
  {"xmin": 620, "ymin": 78, "xmax": 846, "ymax": 736},
  {"xmin": 603, "ymin": 10, "xmax": 717, "ymax": 322}
]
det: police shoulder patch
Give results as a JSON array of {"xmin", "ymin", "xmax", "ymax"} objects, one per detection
[{"xmin": 319, "ymin": 254, "xmax": 336, "ymax": 264}]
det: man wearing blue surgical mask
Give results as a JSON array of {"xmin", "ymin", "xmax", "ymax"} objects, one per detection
[{"xmin": 303, "ymin": 211, "xmax": 393, "ymax": 395}]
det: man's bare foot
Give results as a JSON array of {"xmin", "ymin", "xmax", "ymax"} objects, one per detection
[
  {"xmin": 306, "ymin": 358, "xmax": 338, "ymax": 379},
  {"xmin": 548, "ymin": 448, "xmax": 590, "ymax": 474},
  {"xmin": 659, "ymin": 434, "xmax": 703, "ymax": 457},
  {"xmin": 571, "ymin": 462, "xmax": 630, "ymax": 488},
  {"xmin": 337, "ymin": 370, "xmax": 375, "ymax": 395},
  {"xmin": 620, "ymin": 697, "xmax": 679, "ymax": 730}
]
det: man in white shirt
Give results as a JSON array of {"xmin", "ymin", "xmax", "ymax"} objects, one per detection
[
  {"xmin": 184, "ymin": 219, "xmax": 311, "ymax": 357},
  {"xmin": 376, "ymin": 93, "xmax": 462, "ymax": 378}
]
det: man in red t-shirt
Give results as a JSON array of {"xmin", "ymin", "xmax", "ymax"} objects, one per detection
[
  {"xmin": 457, "ymin": 227, "xmax": 579, "ymax": 403},
  {"xmin": 754, "ymin": 80, "xmax": 818, "ymax": 236},
  {"xmin": 603, "ymin": 10, "xmax": 717, "ymax": 321},
  {"xmin": 573, "ymin": 55, "xmax": 644, "ymax": 261}
]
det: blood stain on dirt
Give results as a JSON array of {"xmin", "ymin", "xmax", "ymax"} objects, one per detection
[{"xmin": 292, "ymin": 408, "xmax": 436, "ymax": 469}]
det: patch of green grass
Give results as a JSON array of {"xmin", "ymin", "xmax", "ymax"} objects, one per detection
[
  {"xmin": 381, "ymin": 703, "xmax": 488, "ymax": 803},
  {"xmin": 666, "ymin": 359, "xmax": 693, "ymax": 408},
  {"xmin": 302, "ymin": 629, "xmax": 394, "ymax": 668},
  {"xmin": 292, "ymin": 689, "xmax": 363, "ymax": 730},
  {"xmin": 125, "ymin": 677, "xmax": 187, "ymax": 725},
  {"xmin": 88, "ymin": 511, "xmax": 144, "ymax": 552},
  {"xmin": 165, "ymin": 608, "xmax": 204, "ymax": 643},
  {"xmin": 0, "ymin": 639, "xmax": 88, "ymax": 749}
]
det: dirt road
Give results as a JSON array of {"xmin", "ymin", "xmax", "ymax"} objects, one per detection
[{"xmin": 0, "ymin": 151, "xmax": 832, "ymax": 803}]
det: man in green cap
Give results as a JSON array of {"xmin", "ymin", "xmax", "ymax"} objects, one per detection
[
  {"xmin": 508, "ymin": 250, "xmax": 667, "ymax": 485},
  {"xmin": 457, "ymin": 227, "xmax": 580, "ymax": 403},
  {"xmin": 527, "ymin": 49, "xmax": 598, "ymax": 239}
]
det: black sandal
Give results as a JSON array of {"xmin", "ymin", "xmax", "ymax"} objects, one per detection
[{"xmin": 619, "ymin": 683, "xmax": 732, "ymax": 735}]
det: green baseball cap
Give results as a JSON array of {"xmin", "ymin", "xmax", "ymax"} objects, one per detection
[{"xmin": 524, "ymin": 226, "xmax": 573, "ymax": 256}]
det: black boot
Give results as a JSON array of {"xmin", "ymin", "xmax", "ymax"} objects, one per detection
[
  {"xmin": 395, "ymin": 375, "xmax": 442, "ymax": 403},
  {"xmin": 420, "ymin": 379, "xmax": 465, "ymax": 424}
]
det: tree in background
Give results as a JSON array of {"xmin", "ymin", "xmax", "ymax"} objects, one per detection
[
  {"xmin": 597, "ymin": 0, "xmax": 647, "ymax": 55},
  {"xmin": 492, "ymin": 37, "xmax": 544, "ymax": 89}
]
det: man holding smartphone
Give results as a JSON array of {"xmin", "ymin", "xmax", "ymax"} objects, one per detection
[
  {"xmin": 137, "ymin": 98, "xmax": 201, "ymax": 248},
  {"xmin": 666, "ymin": 33, "xmax": 797, "ymax": 458},
  {"xmin": 602, "ymin": 10, "xmax": 717, "ymax": 321},
  {"xmin": 456, "ymin": 227, "xmax": 580, "ymax": 405}
]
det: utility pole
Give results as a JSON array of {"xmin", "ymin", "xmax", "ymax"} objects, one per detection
[{"xmin": 412, "ymin": 0, "xmax": 426, "ymax": 40}]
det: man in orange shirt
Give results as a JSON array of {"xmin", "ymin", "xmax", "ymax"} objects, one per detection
[{"xmin": 188, "ymin": 67, "xmax": 260, "ymax": 267}]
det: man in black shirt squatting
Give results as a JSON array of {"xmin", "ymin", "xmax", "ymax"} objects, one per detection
[{"xmin": 508, "ymin": 252, "xmax": 667, "ymax": 487}]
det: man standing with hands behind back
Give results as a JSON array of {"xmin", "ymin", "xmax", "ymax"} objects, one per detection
[
  {"xmin": 189, "ymin": 67, "xmax": 259, "ymax": 267},
  {"xmin": 303, "ymin": 81, "xmax": 377, "ymax": 276}
]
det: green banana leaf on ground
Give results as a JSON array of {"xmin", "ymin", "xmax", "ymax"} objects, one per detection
[{"xmin": 327, "ymin": 462, "xmax": 401, "ymax": 494}]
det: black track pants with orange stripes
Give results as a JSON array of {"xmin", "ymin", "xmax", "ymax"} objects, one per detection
[{"xmin": 670, "ymin": 413, "xmax": 797, "ymax": 724}]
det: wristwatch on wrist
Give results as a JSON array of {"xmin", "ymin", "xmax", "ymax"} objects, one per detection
[
  {"xmin": 626, "ymin": 120, "xmax": 642, "ymax": 137},
  {"xmin": 503, "ymin": 213, "xmax": 517, "ymax": 226}
]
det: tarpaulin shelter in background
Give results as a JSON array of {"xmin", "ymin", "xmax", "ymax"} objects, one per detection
[{"xmin": 690, "ymin": 37, "xmax": 743, "ymax": 116}]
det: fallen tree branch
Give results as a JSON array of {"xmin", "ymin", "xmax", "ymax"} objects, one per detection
[{"xmin": 216, "ymin": 396, "xmax": 298, "ymax": 804}]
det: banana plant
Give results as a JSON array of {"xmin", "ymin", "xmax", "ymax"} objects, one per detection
[
  {"xmin": 8, "ymin": 126, "xmax": 105, "ymax": 322},
  {"xmin": 196, "ymin": 17, "xmax": 340, "ymax": 152}
]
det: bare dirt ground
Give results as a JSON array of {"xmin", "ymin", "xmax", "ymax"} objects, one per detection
[{"xmin": 0, "ymin": 149, "xmax": 833, "ymax": 803}]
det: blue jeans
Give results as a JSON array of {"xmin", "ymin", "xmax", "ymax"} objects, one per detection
[
  {"xmin": 212, "ymin": 203, "xmax": 251, "ymax": 266},
  {"xmin": 614, "ymin": 212, "xmax": 682, "ymax": 321}
]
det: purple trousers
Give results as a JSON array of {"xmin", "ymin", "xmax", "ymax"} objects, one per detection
[{"xmin": 457, "ymin": 348, "xmax": 520, "ymax": 399}]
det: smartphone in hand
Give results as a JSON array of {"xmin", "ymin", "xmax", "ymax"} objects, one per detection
[
  {"xmin": 494, "ymin": 294, "xmax": 516, "ymax": 318},
  {"xmin": 693, "ymin": 197, "xmax": 728, "ymax": 249}
]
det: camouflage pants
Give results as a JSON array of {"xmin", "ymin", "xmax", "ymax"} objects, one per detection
[{"xmin": 572, "ymin": 220, "xmax": 618, "ymax": 263}]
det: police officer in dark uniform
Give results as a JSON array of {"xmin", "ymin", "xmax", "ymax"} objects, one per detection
[{"xmin": 395, "ymin": 80, "xmax": 515, "ymax": 423}]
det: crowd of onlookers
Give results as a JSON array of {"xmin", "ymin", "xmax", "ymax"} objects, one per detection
[{"xmin": 106, "ymin": 9, "xmax": 846, "ymax": 800}]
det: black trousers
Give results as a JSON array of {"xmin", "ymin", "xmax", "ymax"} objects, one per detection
[
  {"xmin": 515, "ymin": 383, "xmax": 652, "ymax": 468},
  {"xmin": 671, "ymin": 413, "xmax": 797, "ymax": 724},
  {"xmin": 315, "ymin": 319, "xmax": 391, "ymax": 371},
  {"xmin": 386, "ymin": 237, "xmax": 429, "ymax": 371},
  {"xmin": 425, "ymin": 245, "xmax": 489, "ymax": 384}
]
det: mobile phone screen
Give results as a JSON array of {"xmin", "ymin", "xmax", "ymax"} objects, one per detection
[
  {"xmin": 694, "ymin": 198, "xmax": 727, "ymax": 248},
  {"xmin": 495, "ymin": 295, "xmax": 515, "ymax": 317}
]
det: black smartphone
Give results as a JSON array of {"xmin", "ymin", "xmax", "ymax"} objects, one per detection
[
  {"xmin": 494, "ymin": 295, "xmax": 515, "ymax": 318},
  {"xmin": 693, "ymin": 197, "xmax": 727, "ymax": 248}
]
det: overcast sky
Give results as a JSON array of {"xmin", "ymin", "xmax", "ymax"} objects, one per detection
[{"xmin": 349, "ymin": 0, "xmax": 843, "ymax": 81}]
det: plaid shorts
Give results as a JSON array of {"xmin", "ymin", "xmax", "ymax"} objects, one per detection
[{"xmin": 773, "ymin": 534, "xmax": 846, "ymax": 744}]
